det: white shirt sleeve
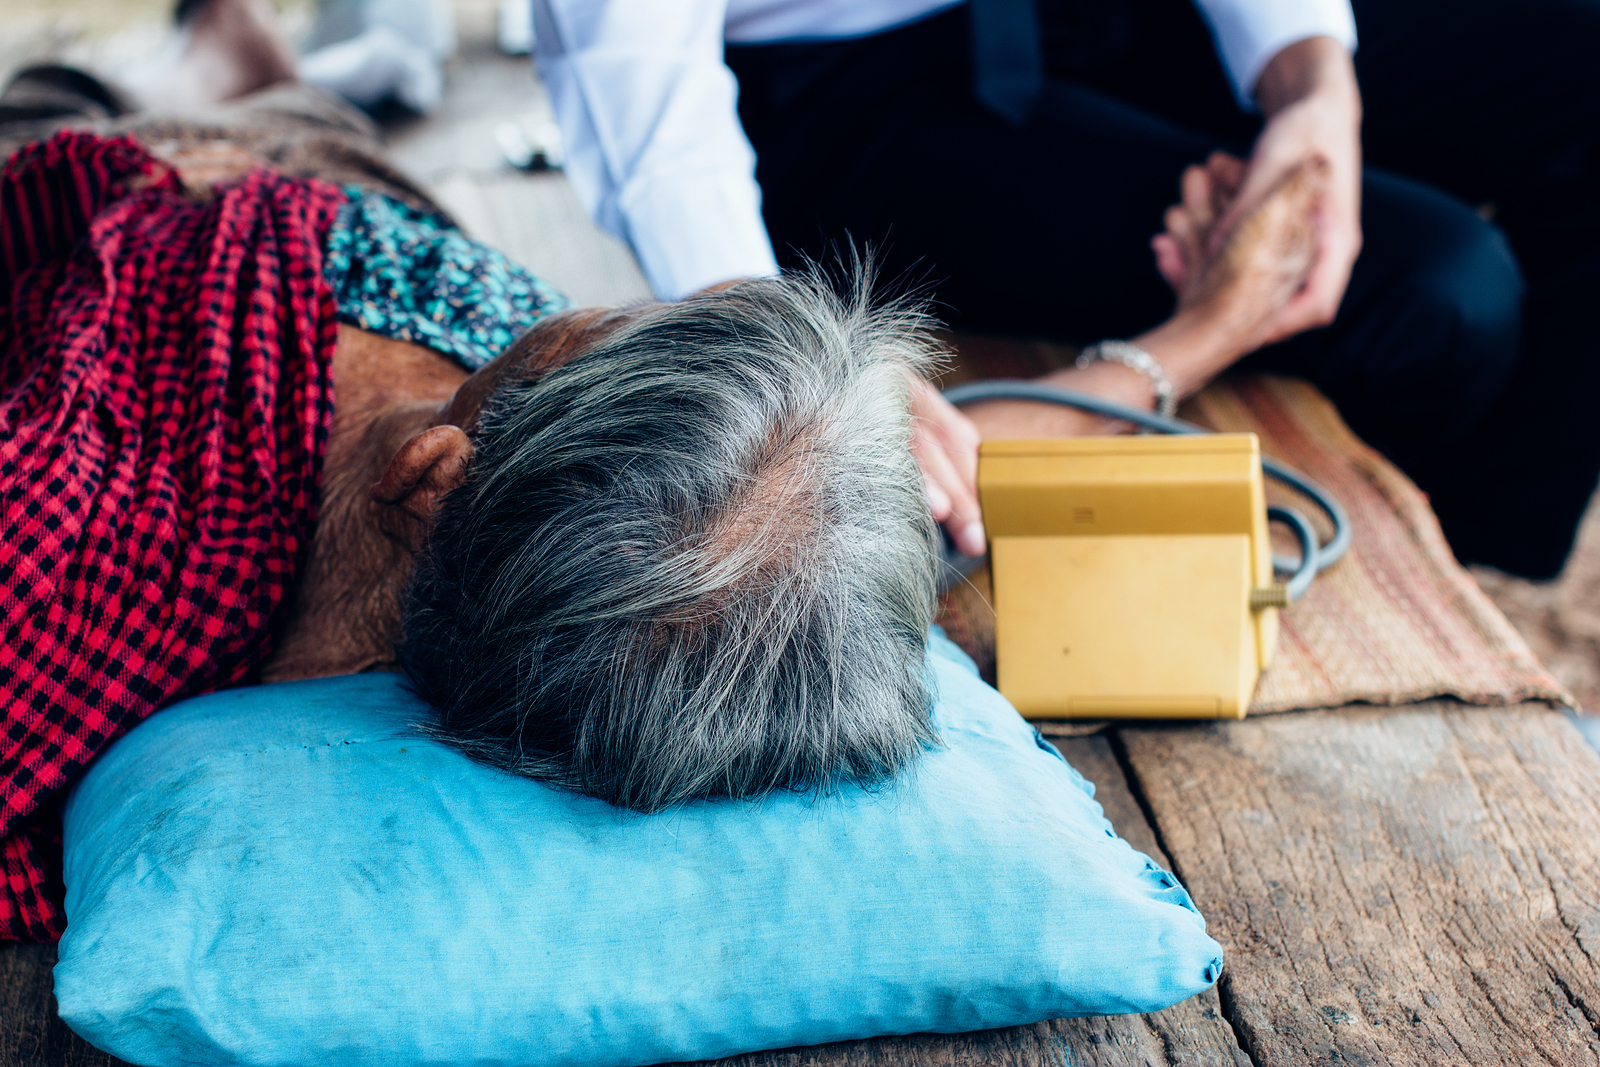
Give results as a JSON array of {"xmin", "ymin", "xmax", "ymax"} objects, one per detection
[
  {"xmin": 533, "ymin": 0, "xmax": 781, "ymax": 301},
  {"xmin": 1190, "ymin": 0, "xmax": 1358, "ymax": 107}
]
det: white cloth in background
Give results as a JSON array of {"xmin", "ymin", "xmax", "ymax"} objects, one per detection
[
  {"xmin": 299, "ymin": 0, "xmax": 456, "ymax": 114},
  {"xmin": 499, "ymin": 0, "xmax": 536, "ymax": 54},
  {"xmin": 532, "ymin": 0, "xmax": 1356, "ymax": 300}
]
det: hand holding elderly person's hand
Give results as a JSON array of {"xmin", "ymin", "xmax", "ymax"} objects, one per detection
[
  {"xmin": 909, "ymin": 148, "xmax": 1326, "ymax": 556},
  {"xmin": 1204, "ymin": 36, "xmax": 1362, "ymax": 346},
  {"xmin": 749, "ymin": 42, "xmax": 1346, "ymax": 562},
  {"xmin": 949, "ymin": 143, "xmax": 1324, "ymax": 426},
  {"xmin": 1157, "ymin": 152, "xmax": 1326, "ymax": 352}
]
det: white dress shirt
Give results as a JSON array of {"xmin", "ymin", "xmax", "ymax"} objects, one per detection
[{"xmin": 533, "ymin": 0, "xmax": 1357, "ymax": 300}]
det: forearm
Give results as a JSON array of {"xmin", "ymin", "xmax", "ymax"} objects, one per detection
[
  {"xmin": 1022, "ymin": 305, "xmax": 1262, "ymax": 423},
  {"xmin": 1253, "ymin": 35, "xmax": 1360, "ymax": 120},
  {"xmin": 1130, "ymin": 308, "xmax": 1255, "ymax": 398}
]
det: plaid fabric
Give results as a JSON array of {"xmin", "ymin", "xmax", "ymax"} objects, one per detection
[{"xmin": 0, "ymin": 131, "xmax": 341, "ymax": 941}]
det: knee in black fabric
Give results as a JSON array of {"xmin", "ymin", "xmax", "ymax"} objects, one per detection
[
  {"xmin": 1345, "ymin": 178, "xmax": 1600, "ymax": 578},
  {"xmin": 1297, "ymin": 175, "xmax": 1522, "ymax": 474},
  {"xmin": 1381, "ymin": 213, "xmax": 1523, "ymax": 414},
  {"xmin": 1375, "ymin": 173, "xmax": 1522, "ymax": 373}
]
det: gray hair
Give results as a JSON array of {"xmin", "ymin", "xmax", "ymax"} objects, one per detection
[{"xmin": 398, "ymin": 270, "xmax": 943, "ymax": 811}]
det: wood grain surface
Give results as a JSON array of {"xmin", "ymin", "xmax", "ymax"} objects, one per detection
[
  {"xmin": 0, "ymin": 942, "xmax": 125, "ymax": 1067},
  {"xmin": 1121, "ymin": 702, "xmax": 1600, "ymax": 1066}
]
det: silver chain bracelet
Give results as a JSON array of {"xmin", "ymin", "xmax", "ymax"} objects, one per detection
[{"xmin": 1075, "ymin": 340, "xmax": 1177, "ymax": 419}]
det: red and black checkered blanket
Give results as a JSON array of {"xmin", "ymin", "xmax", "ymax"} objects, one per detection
[{"xmin": 0, "ymin": 131, "xmax": 342, "ymax": 940}]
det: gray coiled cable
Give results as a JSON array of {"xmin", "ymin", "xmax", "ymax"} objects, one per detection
[{"xmin": 938, "ymin": 380, "xmax": 1350, "ymax": 600}]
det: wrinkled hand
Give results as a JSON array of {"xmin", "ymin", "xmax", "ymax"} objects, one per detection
[
  {"xmin": 907, "ymin": 376, "xmax": 985, "ymax": 557},
  {"xmin": 1153, "ymin": 37, "xmax": 1361, "ymax": 348},
  {"xmin": 1153, "ymin": 152, "xmax": 1325, "ymax": 354},
  {"xmin": 1225, "ymin": 102, "xmax": 1360, "ymax": 342}
]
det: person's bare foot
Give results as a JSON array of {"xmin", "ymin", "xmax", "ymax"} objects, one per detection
[{"xmin": 127, "ymin": 0, "xmax": 299, "ymax": 111}]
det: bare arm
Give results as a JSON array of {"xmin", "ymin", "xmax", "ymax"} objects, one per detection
[
  {"xmin": 964, "ymin": 156, "xmax": 1324, "ymax": 439},
  {"xmin": 1209, "ymin": 36, "xmax": 1362, "ymax": 343},
  {"xmin": 901, "ymin": 38, "xmax": 1359, "ymax": 532}
]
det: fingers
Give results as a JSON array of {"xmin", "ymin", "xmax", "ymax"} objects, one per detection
[
  {"xmin": 1206, "ymin": 151, "xmax": 1247, "ymax": 207},
  {"xmin": 912, "ymin": 380, "xmax": 980, "ymax": 487},
  {"xmin": 917, "ymin": 431, "xmax": 985, "ymax": 555},
  {"xmin": 1163, "ymin": 201, "xmax": 1205, "ymax": 270},
  {"xmin": 1154, "ymin": 163, "xmax": 1218, "ymax": 294},
  {"xmin": 1180, "ymin": 164, "xmax": 1218, "ymax": 235},
  {"xmin": 1209, "ymin": 142, "xmax": 1308, "ymax": 258},
  {"xmin": 1208, "ymin": 151, "xmax": 1247, "ymax": 183},
  {"xmin": 1151, "ymin": 232, "xmax": 1188, "ymax": 290},
  {"xmin": 1157, "ymin": 156, "xmax": 1254, "ymax": 299},
  {"xmin": 907, "ymin": 379, "xmax": 986, "ymax": 557},
  {"xmin": 922, "ymin": 465, "xmax": 953, "ymax": 522}
]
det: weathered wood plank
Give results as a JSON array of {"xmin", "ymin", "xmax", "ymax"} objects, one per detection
[
  {"xmin": 1119, "ymin": 702, "xmax": 1600, "ymax": 1066},
  {"xmin": 1056, "ymin": 737, "xmax": 1250, "ymax": 1067},
  {"xmin": 688, "ymin": 1009, "xmax": 1250, "ymax": 1067},
  {"xmin": 0, "ymin": 942, "xmax": 124, "ymax": 1067}
]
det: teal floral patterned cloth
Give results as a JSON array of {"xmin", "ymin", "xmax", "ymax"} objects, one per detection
[{"xmin": 322, "ymin": 186, "xmax": 569, "ymax": 370}]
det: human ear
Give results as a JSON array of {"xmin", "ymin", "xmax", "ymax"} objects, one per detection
[{"xmin": 370, "ymin": 425, "xmax": 474, "ymax": 523}]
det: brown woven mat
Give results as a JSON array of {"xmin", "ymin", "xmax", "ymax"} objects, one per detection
[{"xmin": 936, "ymin": 374, "xmax": 1573, "ymax": 728}]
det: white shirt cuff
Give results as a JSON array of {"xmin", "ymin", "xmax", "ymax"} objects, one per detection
[
  {"xmin": 1192, "ymin": 0, "xmax": 1358, "ymax": 107},
  {"xmin": 619, "ymin": 170, "xmax": 781, "ymax": 300}
]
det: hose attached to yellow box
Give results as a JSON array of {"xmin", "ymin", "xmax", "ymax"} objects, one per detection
[{"xmin": 940, "ymin": 380, "xmax": 1351, "ymax": 603}]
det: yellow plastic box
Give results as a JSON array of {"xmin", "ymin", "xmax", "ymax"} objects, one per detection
[{"xmin": 978, "ymin": 434, "xmax": 1279, "ymax": 720}]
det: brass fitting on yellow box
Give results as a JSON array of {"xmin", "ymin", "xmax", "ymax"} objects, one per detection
[{"xmin": 1249, "ymin": 586, "xmax": 1292, "ymax": 611}]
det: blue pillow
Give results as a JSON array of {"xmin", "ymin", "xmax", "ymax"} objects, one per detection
[{"xmin": 56, "ymin": 632, "xmax": 1221, "ymax": 1067}]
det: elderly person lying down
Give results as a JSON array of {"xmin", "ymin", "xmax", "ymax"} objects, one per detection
[
  {"xmin": 0, "ymin": 0, "xmax": 1312, "ymax": 943},
  {"xmin": 0, "ymin": 127, "xmax": 937, "ymax": 940}
]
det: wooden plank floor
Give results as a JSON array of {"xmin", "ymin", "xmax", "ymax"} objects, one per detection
[
  {"xmin": 1125, "ymin": 702, "xmax": 1600, "ymax": 1065},
  {"xmin": 9, "ymin": 703, "xmax": 1598, "ymax": 1066}
]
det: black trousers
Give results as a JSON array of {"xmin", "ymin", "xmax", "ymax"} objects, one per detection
[{"xmin": 727, "ymin": 0, "xmax": 1600, "ymax": 579}]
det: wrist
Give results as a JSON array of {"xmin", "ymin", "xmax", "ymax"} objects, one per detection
[
  {"xmin": 1131, "ymin": 311, "xmax": 1245, "ymax": 396},
  {"xmin": 1040, "ymin": 358, "xmax": 1156, "ymax": 411},
  {"xmin": 1075, "ymin": 341, "xmax": 1175, "ymax": 417},
  {"xmin": 1254, "ymin": 36, "xmax": 1359, "ymax": 118}
]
